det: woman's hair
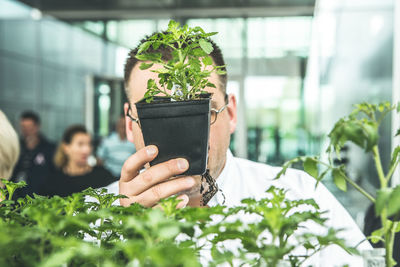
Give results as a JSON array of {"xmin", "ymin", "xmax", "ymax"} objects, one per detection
[
  {"xmin": 0, "ymin": 110, "xmax": 20, "ymax": 183},
  {"xmin": 54, "ymin": 125, "xmax": 88, "ymax": 169}
]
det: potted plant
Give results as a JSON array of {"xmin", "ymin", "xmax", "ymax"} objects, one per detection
[
  {"xmin": 133, "ymin": 20, "xmax": 226, "ymax": 176},
  {"xmin": 276, "ymin": 102, "xmax": 400, "ymax": 267}
]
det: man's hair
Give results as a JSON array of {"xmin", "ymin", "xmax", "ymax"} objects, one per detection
[
  {"xmin": 123, "ymin": 32, "xmax": 227, "ymax": 101},
  {"xmin": 0, "ymin": 110, "xmax": 20, "ymax": 181},
  {"xmin": 20, "ymin": 111, "xmax": 40, "ymax": 125}
]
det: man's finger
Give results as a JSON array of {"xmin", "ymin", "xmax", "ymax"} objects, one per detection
[
  {"xmin": 120, "ymin": 145, "xmax": 158, "ymax": 182},
  {"xmin": 124, "ymin": 157, "xmax": 189, "ymax": 196},
  {"xmin": 134, "ymin": 176, "xmax": 196, "ymax": 207},
  {"xmin": 176, "ymin": 194, "xmax": 189, "ymax": 209}
]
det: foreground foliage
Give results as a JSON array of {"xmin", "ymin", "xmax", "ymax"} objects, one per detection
[
  {"xmin": 0, "ymin": 181, "xmax": 355, "ymax": 267},
  {"xmin": 277, "ymin": 102, "xmax": 400, "ymax": 267}
]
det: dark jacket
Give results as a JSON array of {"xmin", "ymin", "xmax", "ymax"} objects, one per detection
[
  {"xmin": 11, "ymin": 134, "xmax": 56, "ymax": 199},
  {"xmin": 41, "ymin": 166, "xmax": 116, "ymax": 197}
]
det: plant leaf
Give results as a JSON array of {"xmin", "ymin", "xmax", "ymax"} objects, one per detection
[
  {"xmin": 202, "ymin": 56, "xmax": 213, "ymax": 66},
  {"xmin": 387, "ymin": 185, "xmax": 400, "ymax": 217},
  {"xmin": 139, "ymin": 62, "xmax": 154, "ymax": 70},
  {"xmin": 369, "ymin": 227, "xmax": 385, "ymax": 244},
  {"xmin": 199, "ymin": 39, "xmax": 213, "ymax": 54},
  {"xmin": 375, "ymin": 188, "xmax": 392, "ymax": 215},
  {"xmin": 303, "ymin": 157, "xmax": 318, "ymax": 178},
  {"xmin": 137, "ymin": 41, "xmax": 152, "ymax": 54},
  {"xmin": 332, "ymin": 168, "xmax": 347, "ymax": 192}
]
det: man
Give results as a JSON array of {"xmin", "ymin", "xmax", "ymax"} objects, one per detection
[
  {"xmin": 110, "ymin": 36, "xmax": 371, "ymax": 265},
  {"xmin": 97, "ymin": 114, "xmax": 136, "ymax": 177},
  {"xmin": 12, "ymin": 111, "xmax": 56, "ymax": 198}
]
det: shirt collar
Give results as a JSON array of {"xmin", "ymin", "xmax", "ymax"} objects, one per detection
[{"xmin": 207, "ymin": 149, "xmax": 234, "ymax": 207}]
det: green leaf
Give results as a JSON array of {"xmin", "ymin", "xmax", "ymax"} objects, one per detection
[
  {"xmin": 139, "ymin": 62, "xmax": 154, "ymax": 70},
  {"xmin": 396, "ymin": 222, "xmax": 400, "ymax": 233},
  {"xmin": 303, "ymin": 157, "xmax": 318, "ymax": 178},
  {"xmin": 375, "ymin": 188, "xmax": 392, "ymax": 215},
  {"xmin": 168, "ymin": 20, "xmax": 180, "ymax": 31},
  {"xmin": 152, "ymin": 68, "xmax": 170, "ymax": 74},
  {"xmin": 202, "ymin": 56, "xmax": 213, "ymax": 66},
  {"xmin": 137, "ymin": 41, "xmax": 152, "ymax": 54},
  {"xmin": 332, "ymin": 168, "xmax": 347, "ymax": 192},
  {"xmin": 387, "ymin": 185, "xmax": 400, "ymax": 217},
  {"xmin": 199, "ymin": 39, "xmax": 213, "ymax": 54},
  {"xmin": 206, "ymin": 82, "xmax": 216, "ymax": 88},
  {"xmin": 369, "ymin": 228, "xmax": 384, "ymax": 244},
  {"xmin": 216, "ymin": 69, "xmax": 226, "ymax": 75},
  {"xmin": 396, "ymin": 129, "xmax": 400, "ymax": 137},
  {"xmin": 192, "ymin": 48, "xmax": 207, "ymax": 57},
  {"xmin": 152, "ymin": 41, "xmax": 161, "ymax": 50},
  {"xmin": 135, "ymin": 53, "xmax": 162, "ymax": 62}
]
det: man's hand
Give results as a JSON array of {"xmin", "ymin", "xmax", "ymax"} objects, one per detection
[{"xmin": 119, "ymin": 145, "xmax": 196, "ymax": 208}]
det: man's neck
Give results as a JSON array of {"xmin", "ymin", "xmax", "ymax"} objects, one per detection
[{"xmin": 25, "ymin": 135, "xmax": 40, "ymax": 150}]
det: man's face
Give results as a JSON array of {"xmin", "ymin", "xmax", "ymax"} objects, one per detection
[
  {"xmin": 20, "ymin": 119, "xmax": 39, "ymax": 139},
  {"xmin": 125, "ymin": 63, "xmax": 237, "ymax": 179}
]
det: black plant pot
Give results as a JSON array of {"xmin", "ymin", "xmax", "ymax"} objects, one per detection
[{"xmin": 136, "ymin": 95, "xmax": 211, "ymax": 175}]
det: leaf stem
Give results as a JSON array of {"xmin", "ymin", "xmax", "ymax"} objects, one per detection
[
  {"xmin": 372, "ymin": 146, "xmax": 387, "ymax": 188},
  {"xmin": 315, "ymin": 160, "xmax": 376, "ymax": 202},
  {"xmin": 342, "ymin": 173, "xmax": 376, "ymax": 203},
  {"xmin": 386, "ymin": 159, "xmax": 399, "ymax": 183},
  {"xmin": 385, "ymin": 220, "xmax": 397, "ymax": 267}
]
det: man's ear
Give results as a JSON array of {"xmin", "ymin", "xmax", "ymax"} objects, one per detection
[
  {"xmin": 227, "ymin": 94, "xmax": 237, "ymax": 134},
  {"xmin": 124, "ymin": 102, "xmax": 134, "ymax": 143}
]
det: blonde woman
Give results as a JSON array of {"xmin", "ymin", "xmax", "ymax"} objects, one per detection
[
  {"xmin": 43, "ymin": 125, "xmax": 116, "ymax": 197},
  {"xmin": 0, "ymin": 110, "xmax": 20, "ymax": 191}
]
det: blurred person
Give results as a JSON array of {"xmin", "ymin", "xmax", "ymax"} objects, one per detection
[
  {"xmin": 11, "ymin": 111, "xmax": 56, "ymax": 198},
  {"xmin": 42, "ymin": 125, "xmax": 116, "ymax": 197},
  {"xmin": 0, "ymin": 110, "xmax": 20, "ymax": 188},
  {"xmin": 111, "ymin": 34, "xmax": 372, "ymax": 266},
  {"xmin": 97, "ymin": 114, "xmax": 136, "ymax": 177}
]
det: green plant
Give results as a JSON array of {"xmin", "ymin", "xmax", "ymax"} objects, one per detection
[
  {"xmin": 0, "ymin": 181, "xmax": 356, "ymax": 267},
  {"xmin": 136, "ymin": 20, "xmax": 226, "ymax": 103},
  {"xmin": 277, "ymin": 102, "xmax": 400, "ymax": 267}
]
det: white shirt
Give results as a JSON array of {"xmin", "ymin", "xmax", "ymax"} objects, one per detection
[
  {"xmin": 206, "ymin": 150, "xmax": 371, "ymax": 266},
  {"xmin": 106, "ymin": 150, "xmax": 372, "ymax": 266}
]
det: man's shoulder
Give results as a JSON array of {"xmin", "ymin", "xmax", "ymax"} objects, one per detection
[
  {"xmin": 230, "ymin": 155, "xmax": 320, "ymax": 199},
  {"xmin": 39, "ymin": 134, "xmax": 56, "ymax": 150},
  {"xmin": 232, "ymin": 156, "xmax": 308, "ymax": 182}
]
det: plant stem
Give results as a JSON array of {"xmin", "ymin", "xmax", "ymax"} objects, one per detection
[
  {"xmin": 386, "ymin": 159, "xmax": 399, "ymax": 183},
  {"xmin": 317, "ymin": 160, "xmax": 376, "ymax": 202},
  {"xmin": 342, "ymin": 174, "xmax": 376, "ymax": 203},
  {"xmin": 373, "ymin": 146, "xmax": 387, "ymax": 188},
  {"xmin": 385, "ymin": 220, "xmax": 397, "ymax": 267}
]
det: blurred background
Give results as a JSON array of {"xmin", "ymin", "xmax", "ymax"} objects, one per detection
[{"xmin": 0, "ymin": 0, "xmax": 399, "ymax": 228}]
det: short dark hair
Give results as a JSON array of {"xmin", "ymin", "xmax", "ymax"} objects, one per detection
[
  {"xmin": 123, "ymin": 32, "xmax": 227, "ymax": 101},
  {"xmin": 20, "ymin": 111, "xmax": 40, "ymax": 125}
]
